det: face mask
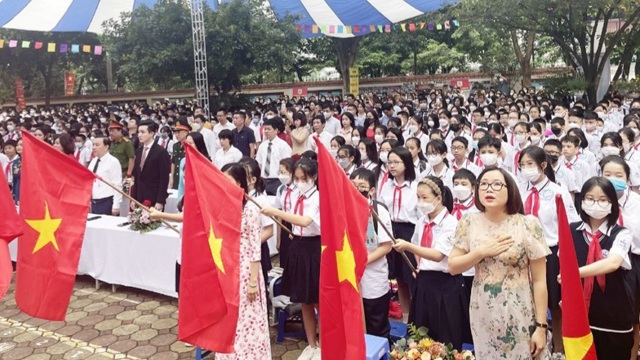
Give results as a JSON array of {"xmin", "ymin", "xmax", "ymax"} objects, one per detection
[
  {"xmin": 581, "ymin": 201, "xmax": 611, "ymax": 220},
  {"xmin": 160, "ymin": 133, "xmax": 168, "ymax": 139},
  {"xmin": 427, "ymin": 120, "xmax": 435, "ymax": 128},
  {"xmin": 540, "ymin": 111, "xmax": 546, "ymax": 118},
  {"xmin": 471, "ymin": 140, "xmax": 479, "ymax": 151},
  {"xmin": 323, "ymin": 112, "xmax": 332, "ymax": 119},
  {"xmin": 522, "ymin": 167, "xmax": 541, "ymax": 182},
  {"xmin": 623, "ymin": 143, "xmax": 631, "ymax": 153},
  {"xmin": 508, "ymin": 119, "xmax": 518, "ymax": 128},
  {"xmin": 265, "ymin": 114, "xmax": 275, "ymax": 120},
  {"xmin": 360, "ymin": 150, "xmax": 368, "ymax": 161},
  {"xmin": 352, "ymin": 136, "xmax": 361, "ymax": 145},
  {"xmin": 484, "ymin": 112, "xmax": 490, "ymax": 119},
  {"xmin": 480, "ymin": 153, "xmax": 498, "ymax": 166},
  {"xmin": 379, "ymin": 151, "xmax": 389, "ymax": 163},
  {"xmin": 6, "ymin": 125, "xmax": 15, "ymax": 132},
  {"xmin": 192, "ymin": 123, "xmax": 202, "ymax": 131},
  {"xmin": 632, "ymin": 128, "xmax": 640, "ymax": 137},
  {"xmin": 548, "ymin": 154, "xmax": 559, "ymax": 164},
  {"xmin": 601, "ymin": 146, "xmax": 620, "ymax": 157},
  {"xmin": 530, "ymin": 135, "xmax": 541, "ymax": 144},
  {"xmin": 567, "ymin": 123, "xmax": 580, "ymax": 129},
  {"xmin": 75, "ymin": 142, "xmax": 83, "ymax": 150},
  {"xmin": 607, "ymin": 177, "xmax": 628, "ymax": 193},
  {"xmin": 330, "ymin": 149, "xmax": 338, "ymax": 157},
  {"xmin": 407, "ymin": 125, "xmax": 418, "ymax": 134},
  {"xmin": 374, "ymin": 134, "xmax": 384, "ymax": 144},
  {"xmin": 100, "ymin": 117, "xmax": 107, "ymax": 123},
  {"xmin": 360, "ymin": 190, "xmax": 370, "ymax": 199},
  {"xmin": 338, "ymin": 158, "xmax": 350, "ymax": 169},
  {"xmin": 551, "ymin": 128, "xmax": 562, "ymax": 136},
  {"xmin": 439, "ymin": 119, "xmax": 449, "ymax": 128},
  {"xmin": 452, "ymin": 185, "xmax": 472, "ymax": 201},
  {"xmin": 419, "ymin": 103, "xmax": 427, "ymax": 110},
  {"xmin": 296, "ymin": 181, "xmax": 314, "ymax": 194},
  {"xmin": 427, "ymin": 155, "xmax": 442, "ymax": 166},
  {"xmin": 278, "ymin": 174, "xmax": 291, "ymax": 185},
  {"xmin": 449, "ymin": 124, "xmax": 461, "ymax": 133},
  {"xmin": 515, "ymin": 134, "xmax": 527, "ymax": 144},
  {"xmin": 595, "ymin": 111, "xmax": 605, "ymax": 119},
  {"xmin": 585, "ymin": 123, "xmax": 596, "ymax": 132},
  {"xmin": 596, "ymin": 126, "xmax": 604, "ymax": 133},
  {"xmin": 416, "ymin": 200, "xmax": 436, "ymax": 215}
]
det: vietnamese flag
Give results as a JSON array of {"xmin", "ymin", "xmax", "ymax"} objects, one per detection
[
  {"xmin": 178, "ymin": 144, "xmax": 242, "ymax": 353},
  {"xmin": 557, "ymin": 195, "xmax": 597, "ymax": 359},
  {"xmin": 0, "ymin": 172, "xmax": 23, "ymax": 300},
  {"xmin": 16, "ymin": 131, "xmax": 95, "ymax": 320},
  {"xmin": 314, "ymin": 137, "xmax": 369, "ymax": 360}
]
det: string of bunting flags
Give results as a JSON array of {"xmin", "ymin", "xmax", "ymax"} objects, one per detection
[
  {"xmin": 0, "ymin": 39, "xmax": 103, "ymax": 56},
  {"xmin": 296, "ymin": 19, "xmax": 459, "ymax": 35}
]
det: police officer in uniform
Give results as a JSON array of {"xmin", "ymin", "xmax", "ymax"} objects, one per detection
[{"xmin": 108, "ymin": 119, "xmax": 135, "ymax": 180}]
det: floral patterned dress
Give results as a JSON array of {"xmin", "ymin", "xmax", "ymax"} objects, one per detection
[
  {"xmin": 217, "ymin": 206, "xmax": 271, "ymax": 360},
  {"xmin": 453, "ymin": 213, "xmax": 551, "ymax": 359}
]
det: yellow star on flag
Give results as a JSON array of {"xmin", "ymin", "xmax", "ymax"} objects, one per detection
[
  {"xmin": 208, "ymin": 225, "xmax": 225, "ymax": 274},
  {"xmin": 336, "ymin": 230, "xmax": 358, "ymax": 291},
  {"xmin": 26, "ymin": 202, "xmax": 62, "ymax": 254}
]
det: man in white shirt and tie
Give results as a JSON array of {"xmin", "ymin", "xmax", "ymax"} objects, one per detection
[
  {"xmin": 88, "ymin": 136, "xmax": 123, "ymax": 216},
  {"xmin": 256, "ymin": 118, "xmax": 292, "ymax": 195}
]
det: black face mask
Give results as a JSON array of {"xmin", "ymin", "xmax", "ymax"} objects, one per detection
[
  {"xmin": 449, "ymin": 124, "xmax": 461, "ymax": 133},
  {"xmin": 552, "ymin": 127, "xmax": 562, "ymax": 136},
  {"xmin": 360, "ymin": 190, "xmax": 370, "ymax": 199},
  {"xmin": 630, "ymin": 108, "xmax": 640, "ymax": 116},
  {"xmin": 548, "ymin": 155, "xmax": 559, "ymax": 164}
]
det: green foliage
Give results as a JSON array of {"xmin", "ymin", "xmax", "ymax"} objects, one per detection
[{"xmin": 541, "ymin": 73, "xmax": 589, "ymax": 96}]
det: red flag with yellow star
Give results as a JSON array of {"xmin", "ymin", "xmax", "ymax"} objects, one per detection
[
  {"xmin": 314, "ymin": 137, "xmax": 368, "ymax": 360},
  {"xmin": 16, "ymin": 131, "xmax": 95, "ymax": 320},
  {"xmin": 557, "ymin": 195, "xmax": 597, "ymax": 359},
  {"xmin": 0, "ymin": 171, "xmax": 23, "ymax": 300},
  {"xmin": 179, "ymin": 144, "xmax": 242, "ymax": 353}
]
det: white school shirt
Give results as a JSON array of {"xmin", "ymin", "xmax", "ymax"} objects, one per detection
[
  {"xmin": 625, "ymin": 149, "xmax": 640, "ymax": 174},
  {"xmin": 519, "ymin": 178, "xmax": 580, "ymax": 248},
  {"xmin": 452, "ymin": 196, "xmax": 479, "ymax": 277},
  {"xmin": 418, "ymin": 165, "xmax": 454, "ymax": 190},
  {"xmin": 552, "ymin": 162, "xmax": 579, "ymax": 194},
  {"xmin": 619, "ymin": 189, "xmax": 640, "ymax": 255},
  {"xmin": 561, "ymin": 156, "xmax": 594, "ymax": 188},
  {"xmin": 575, "ymin": 222, "xmax": 632, "ymax": 270},
  {"xmin": 410, "ymin": 208, "xmax": 457, "ymax": 272},
  {"xmin": 248, "ymin": 190, "xmax": 275, "ymax": 229},
  {"xmin": 255, "ymin": 137, "xmax": 292, "ymax": 179},
  {"xmin": 89, "ymin": 153, "xmax": 123, "ymax": 209},
  {"xmin": 379, "ymin": 179, "xmax": 419, "ymax": 224},
  {"xmin": 213, "ymin": 146, "xmax": 243, "ymax": 169},
  {"xmin": 310, "ymin": 131, "xmax": 332, "ymax": 152},
  {"xmin": 361, "ymin": 202, "xmax": 393, "ymax": 299},
  {"xmin": 362, "ymin": 160, "xmax": 378, "ymax": 171},
  {"xmin": 199, "ymin": 127, "xmax": 218, "ymax": 158},
  {"xmin": 290, "ymin": 186, "xmax": 321, "ymax": 237},
  {"xmin": 75, "ymin": 147, "xmax": 92, "ymax": 166},
  {"xmin": 276, "ymin": 183, "xmax": 298, "ymax": 212},
  {"xmin": 157, "ymin": 137, "xmax": 175, "ymax": 156},
  {"xmin": 451, "ymin": 158, "xmax": 481, "ymax": 177},
  {"xmin": 325, "ymin": 117, "xmax": 341, "ymax": 136}
]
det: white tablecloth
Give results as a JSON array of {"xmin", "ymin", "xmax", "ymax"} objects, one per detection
[
  {"xmin": 119, "ymin": 189, "xmax": 179, "ymax": 217},
  {"xmin": 10, "ymin": 214, "xmax": 181, "ymax": 298}
]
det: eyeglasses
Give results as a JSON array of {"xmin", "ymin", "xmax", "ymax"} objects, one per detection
[
  {"xmin": 451, "ymin": 146, "xmax": 465, "ymax": 151},
  {"xmin": 478, "ymin": 182, "xmax": 506, "ymax": 191},
  {"xmin": 583, "ymin": 199, "xmax": 611, "ymax": 208},
  {"xmin": 355, "ymin": 186, "xmax": 370, "ymax": 192},
  {"xmin": 387, "ymin": 161, "xmax": 403, "ymax": 166},
  {"xmin": 545, "ymin": 151, "xmax": 560, "ymax": 157}
]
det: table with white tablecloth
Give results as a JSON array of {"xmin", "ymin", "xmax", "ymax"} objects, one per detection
[{"xmin": 119, "ymin": 189, "xmax": 180, "ymax": 216}]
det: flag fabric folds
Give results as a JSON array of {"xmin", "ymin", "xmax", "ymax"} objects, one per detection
[
  {"xmin": 0, "ymin": 172, "xmax": 23, "ymax": 300},
  {"xmin": 179, "ymin": 144, "xmax": 243, "ymax": 353},
  {"xmin": 16, "ymin": 131, "xmax": 95, "ymax": 320},
  {"xmin": 557, "ymin": 195, "xmax": 597, "ymax": 359},
  {"xmin": 314, "ymin": 137, "xmax": 369, "ymax": 360}
]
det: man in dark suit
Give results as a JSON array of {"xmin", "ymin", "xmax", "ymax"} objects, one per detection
[{"xmin": 131, "ymin": 120, "xmax": 171, "ymax": 210}]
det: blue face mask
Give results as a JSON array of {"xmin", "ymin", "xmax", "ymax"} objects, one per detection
[{"xmin": 607, "ymin": 177, "xmax": 628, "ymax": 193}]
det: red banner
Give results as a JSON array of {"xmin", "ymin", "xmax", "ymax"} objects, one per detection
[
  {"xmin": 450, "ymin": 78, "xmax": 470, "ymax": 91},
  {"xmin": 292, "ymin": 86, "xmax": 308, "ymax": 97},
  {"xmin": 15, "ymin": 78, "xmax": 26, "ymax": 111},
  {"xmin": 64, "ymin": 72, "xmax": 76, "ymax": 96}
]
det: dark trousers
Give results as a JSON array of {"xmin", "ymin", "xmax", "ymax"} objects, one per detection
[
  {"xmin": 593, "ymin": 328, "xmax": 633, "ymax": 360},
  {"xmin": 175, "ymin": 262, "xmax": 181, "ymax": 294},
  {"xmin": 91, "ymin": 196, "xmax": 113, "ymax": 215},
  {"xmin": 363, "ymin": 291, "xmax": 391, "ymax": 339},
  {"xmin": 264, "ymin": 178, "xmax": 280, "ymax": 196}
]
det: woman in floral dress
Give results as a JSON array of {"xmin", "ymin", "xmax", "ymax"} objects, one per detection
[
  {"xmin": 449, "ymin": 168, "xmax": 551, "ymax": 359},
  {"xmin": 217, "ymin": 163, "xmax": 271, "ymax": 360}
]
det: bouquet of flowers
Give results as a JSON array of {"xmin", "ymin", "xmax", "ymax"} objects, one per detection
[
  {"xmin": 128, "ymin": 200, "xmax": 162, "ymax": 233},
  {"xmin": 390, "ymin": 324, "xmax": 475, "ymax": 360}
]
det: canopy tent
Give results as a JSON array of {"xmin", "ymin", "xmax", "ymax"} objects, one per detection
[{"xmin": 268, "ymin": 0, "xmax": 456, "ymax": 38}]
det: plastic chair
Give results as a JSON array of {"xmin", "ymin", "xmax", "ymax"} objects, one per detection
[
  {"xmin": 389, "ymin": 320, "xmax": 407, "ymax": 341},
  {"xmin": 365, "ymin": 334, "xmax": 390, "ymax": 360}
]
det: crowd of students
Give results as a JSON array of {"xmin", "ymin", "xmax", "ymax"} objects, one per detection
[{"xmin": 2, "ymin": 87, "xmax": 640, "ymax": 359}]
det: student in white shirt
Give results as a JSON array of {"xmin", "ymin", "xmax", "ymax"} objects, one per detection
[
  {"xmin": 543, "ymin": 139, "xmax": 579, "ymax": 199},
  {"xmin": 406, "ymin": 137, "xmax": 427, "ymax": 175},
  {"xmin": 600, "ymin": 132, "xmax": 640, "ymax": 190},
  {"xmin": 275, "ymin": 158, "xmax": 296, "ymax": 269},
  {"xmin": 392, "ymin": 177, "xmax": 468, "ymax": 349},
  {"xmin": 405, "ymin": 116, "xmax": 429, "ymax": 154},
  {"xmin": 518, "ymin": 146, "xmax": 580, "ymax": 352},
  {"xmin": 350, "ymin": 168, "xmax": 393, "ymax": 339},
  {"xmin": 88, "ymin": 137, "xmax": 123, "ymax": 215},
  {"xmin": 419, "ymin": 139, "xmax": 454, "ymax": 189},
  {"xmin": 321, "ymin": 103, "xmax": 341, "ymax": 136},
  {"xmin": 157, "ymin": 126, "xmax": 175, "ymax": 157},
  {"xmin": 255, "ymin": 118, "xmax": 292, "ymax": 195},
  {"xmin": 507, "ymin": 122, "xmax": 531, "ymax": 177},
  {"xmin": 337, "ymin": 145, "xmax": 359, "ymax": 177},
  {"xmin": 213, "ymin": 129, "xmax": 242, "ymax": 169},
  {"xmin": 309, "ymin": 115, "xmax": 332, "ymax": 153},
  {"xmin": 260, "ymin": 159, "xmax": 321, "ymax": 360},
  {"xmin": 358, "ymin": 138, "xmax": 379, "ymax": 172},
  {"xmin": 73, "ymin": 133, "xmax": 92, "ymax": 167},
  {"xmin": 450, "ymin": 137, "xmax": 481, "ymax": 176},
  {"xmin": 620, "ymin": 128, "xmax": 640, "ymax": 179},
  {"xmin": 561, "ymin": 135, "xmax": 595, "ymax": 193},
  {"xmin": 376, "ymin": 139, "xmax": 399, "ymax": 199}
]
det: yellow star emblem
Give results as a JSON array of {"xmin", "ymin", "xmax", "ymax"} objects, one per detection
[
  {"xmin": 336, "ymin": 230, "xmax": 358, "ymax": 291},
  {"xmin": 208, "ymin": 225, "xmax": 225, "ymax": 274},
  {"xmin": 25, "ymin": 202, "xmax": 62, "ymax": 254}
]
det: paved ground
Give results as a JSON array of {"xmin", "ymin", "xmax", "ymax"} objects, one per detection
[{"xmin": 0, "ymin": 275, "xmax": 308, "ymax": 360}]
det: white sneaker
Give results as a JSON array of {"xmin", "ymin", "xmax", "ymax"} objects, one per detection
[
  {"xmin": 313, "ymin": 347, "xmax": 321, "ymax": 360},
  {"xmin": 297, "ymin": 346, "xmax": 316, "ymax": 360}
]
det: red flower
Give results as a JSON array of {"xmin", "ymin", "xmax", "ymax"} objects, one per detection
[{"xmin": 142, "ymin": 200, "xmax": 152, "ymax": 207}]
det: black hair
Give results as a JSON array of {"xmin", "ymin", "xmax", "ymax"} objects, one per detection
[
  {"xmin": 426, "ymin": 139, "xmax": 449, "ymax": 167},
  {"xmin": 487, "ymin": 123, "xmax": 506, "ymax": 142},
  {"xmin": 405, "ymin": 137, "xmax": 426, "ymax": 161},
  {"xmin": 418, "ymin": 176, "xmax": 454, "ymax": 213},
  {"xmin": 218, "ymin": 129, "xmax": 234, "ymax": 143},
  {"xmin": 600, "ymin": 155, "xmax": 631, "ymax": 180},
  {"xmin": 341, "ymin": 112, "xmax": 355, "ymax": 128},
  {"xmin": 475, "ymin": 168, "xmax": 524, "ymax": 215},
  {"xmin": 300, "ymin": 150, "xmax": 317, "ymax": 162},
  {"xmin": 187, "ymin": 132, "xmax": 211, "ymax": 161},
  {"xmin": 477, "ymin": 135, "xmax": 502, "ymax": 152},
  {"xmin": 619, "ymin": 127, "xmax": 636, "ymax": 144},
  {"xmin": 543, "ymin": 138, "xmax": 562, "ymax": 151},
  {"xmin": 221, "ymin": 163, "xmax": 249, "ymax": 206},
  {"xmin": 331, "ymin": 135, "xmax": 346, "ymax": 148},
  {"xmin": 364, "ymin": 110, "xmax": 380, "ymax": 131},
  {"xmin": 138, "ymin": 120, "xmax": 157, "ymax": 134},
  {"xmin": 451, "ymin": 136, "xmax": 469, "ymax": 148},
  {"xmin": 386, "ymin": 127, "xmax": 404, "ymax": 146},
  {"xmin": 388, "ymin": 147, "xmax": 416, "ymax": 182},
  {"xmin": 279, "ymin": 158, "xmax": 295, "ymax": 176},
  {"xmin": 359, "ymin": 138, "xmax": 379, "ymax": 164},
  {"xmin": 238, "ymin": 157, "xmax": 266, "ymax": 195},
  {"xmin": 566, "ymin": 128, "xmax": 589, "ymax": 149},
  {"xmin": 452, "ymin": 168, "xmax": 477, "ymax": 187},
  {"xmin": 561, "ymin": 134, "xmax": 580, "ymax": 147},
  {"xmin": 312, "ymin": 114, "xmax": 326, "ymax": 125},
  {"xmin": 519, "ymin": 146, "xmax": 556, "ymax": 183},
  {"xmin": 338, "ymin": 145, "xmax": 361, "ymax": 167},
  {"xmin": 578, "ymin": 177, "xmax": 620, "ymax": 227},
  {"xmin": 600, "ymin": 132, "xmax": 624, "ymax": 156},
  {"xmin": 294, "ymin": 157, "xmax": 319, "ymax": 185},
  {"xmin": 349, "ymin": 168, "xmax": 376, "ymax": 189}
]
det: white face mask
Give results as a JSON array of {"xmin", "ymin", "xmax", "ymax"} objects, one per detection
[
  {"xmin": 601, "ymin": 146, "xmax": 620, "ymax": 157},
  {"xmin": 439, "ymin": 119, "xmax": 449, "ymax": 128},
  {"xmin": 278, "ymin": 173, "xmax": 291, "ymax": 185},
  {"xmin": 540, "ymin": 111, "xmax": 546, "ymax": 118},
  {"xmin": 338, "ymin": 158, "xmax": 350, "ymax": 169},
  {"xmin": 192, "ymin": 122, "xmax": 202, "ymax": 131},
  {"xmin": 265, "ymin": 114, "xmax": 275, "ymax": 120},
  {"xmin": 452, "ymin": 185, "xmax": 472, "ymax": 201},
  {"xmin": 567, "ymin": 122, "xmax": 580, "ymax": 129},
  {"xmin": 323, "ymin": 112, "xmax": 332, "ymax": 119},
  {"xmin": 6, "ymin": 125, "xmax": 15, "ymax": 132},
  {"xmin": 427, "ymin": 155, "xmax": 443, "ymax": 166},
  {"xmin": 416, "ymin": 200, "xmax": 436, "ymax": 215},
  {"xmin": 508, "ymin": 119, "xmax": 518, "ymax": 129},
  {"xmin": 623, "ymin": 143, "xmax": 631, "ymax": 153},
  {"xmin": 530, "ymin": 135, "xmax": 541, "ymax": 144},
  {"xmin": 352, "ymin": 136, "xmax": 361, "ymax": 145},
  {"xmin": 330, "ymin": 149, "xmax": 338, "ymax": 157},
  {"xmin": 296, "ymin": 181, "xmax": 314, "ymax": 194},
  {"xmin": 427, "ymin": 120, "xmax": 435, "ymax": 128},
  {"xmin": 360, "ymin": 150, "xmax": 368, "ymax": 161},
  {"xmin": 374, "ymin": 134, "xmax": 384, "ymax": 144},
  {"xmin": 515, "ymin": 134, "xmax": 527, "ymax": 144},
  {"xmin": 480, "ymin": 153, "xmax": 498, "ymax": 166},
  {"xmin": 379, "ymin": 151, "xmax": 389, "ymax": 164},
  {"xmin": 522, "ymin": 167, "xmax": 541, "ymax": 182},
  {"xmin": 407, "ymin": 125, "xmax": 418, "ymax": 134},
  {"xmin": 581, "ymin": 201, "xmax": 611, "ymax": 220},
  {"xmin": 632, "ymin": 128, "xmax": 640, "ymax": 137}
]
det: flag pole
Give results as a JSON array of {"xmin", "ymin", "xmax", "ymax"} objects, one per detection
[
  {"xmin": 244, "ymin": 193, "xmax": 294, "ymax": 236},
  {"xmin": 370, "ymin": 207, "xmax": 418, "ymax": 275},
  {"xmin": 96, "ymin": 177, "xmax": 181, "ymax": 235}
]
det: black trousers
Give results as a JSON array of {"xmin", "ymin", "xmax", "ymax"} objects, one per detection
[
  {"xmin": 363, "ymin": 291, "xmax": 391, "ymax": 339},
  {"xmin": 175, "ymin": 262, "xmax": 181, "ymax": 294},
  {"xmin": 593, "ymin": 328, "xmax": 633, "ymax": 360},
  {"xmin": 264, "ymin": 178, "xmax": 280, "ymax": 196},
  {"xmin": 91, "ymin": 196, "xmax": 113, "ymax": 215}
]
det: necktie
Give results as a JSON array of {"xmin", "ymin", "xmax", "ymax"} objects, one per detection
[
  {"xmin": 420, "ymin": 222, "xmax": 435, "ymax": 247},
  {"xmin": 264, "ymin": 142, "xmax": 272, "ymax": 177},
  {"xmin": 140, "ymin": 147, "xmax": 149, "ymax": 169},
  {"xmin": 293, "ymin": 195, "xmax": 306, "ymax": 235},
  {"xmin": 565, "ymin": 159, "xmax": 573, "ymax": 170},
  {"xmin": 474, "ymin": 156, "xmax": 483, "ymax": 167},
  {"xmin": 4, "ymin": 160, "xmax": 13, "ymax": 178},
  {"xmin": 618, "ymin": 210, "xmax": 624, "ymax": 226},
  {"xmin": 452, "ymin": 200, "xmax": 473, "ymax": 220},
  {"xmin": 378, "ymin": 171, "xmax": 390, "ymax": 198},
  {"xmin": 513, "ymin": 150, "xmax": 521, "ymax": 174},
  {"xmin": 392, "ymin": 185, "xmax": 404, "ymax": 220},
  {"xmin": 583, "ymin": 230, "xmax": 605, "ymax": 312},
  {"xmin": 283, "ymin": 187, "xmax": 292, "ymax": 213},
  {"xmin": 524, "ymin": 187, "xmax": 540, "ymax": 217},
  {"xmin": 509, "ymin": 133, "xmax": 515, "ymax": 145},
  {"xmin": 92, "ymin": 159, "xmax": 101, "ymax": 173},
  {"xmin": 75, "ymin": 150, "xmax": 81, "ymax": 161},
  {"xmin": 161, "ymin": 139, "xmax": 166, "ymax": 148}
]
